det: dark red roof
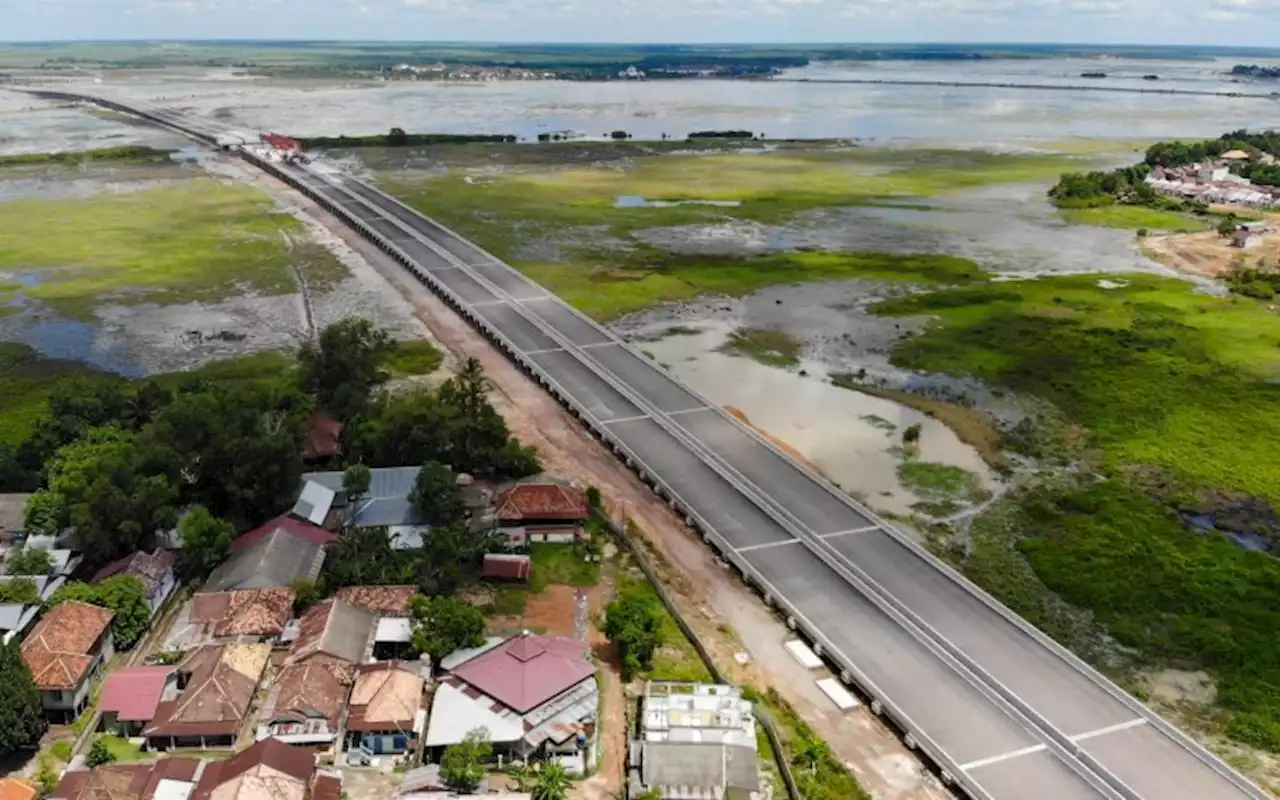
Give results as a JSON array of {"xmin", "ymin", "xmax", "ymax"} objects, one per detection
[
  {"xmin": 99, "ymin": 667, "xmax": 174, "ymax": 722},
  {"xmin": 482, "ymin": 553, "xmax": 530, "ymax": 581},
  {"xmin": 450, "ymin": 632, "xmax": 593, "ymax": 713},
  {"xmin": 192, "ymin": 738, "xmax": 316, "ymax": 800},
  {"xmin": 231, "ymin": 515, "xmax": 337, "ymax": 550},
  {"xmin": 495, "ymin": 483, "xmax": 589, "ymax": 523},
  {"xmin": 53, "ymin": 760, "xmax": 199, "ymax": 800},
  {"xmin": 92, "ymin": 550, "xmax": 174, "ymax": 599},
  {"xmin": 301, "ymin": 412, "xmax": 343, "ymax": 461}
]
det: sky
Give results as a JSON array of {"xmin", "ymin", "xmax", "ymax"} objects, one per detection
[{"xmin": 3, "ymin": 0, "xmax": 1280, "ymax": 47}]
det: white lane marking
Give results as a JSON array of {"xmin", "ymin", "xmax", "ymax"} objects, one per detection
[
  {"xmin": 578, "ymin": 341, "xmax": 619, "ymax": 349},
  {"xmin": 468, "ymin": 300, "xmax": 509, "ymax": 309},
  {"xmin": 1070, "ymin": 718, "xmax": 1148, "ymax": 743},
  {"xmin": 960, "ymin": 744, "xmax": 1048, "ymax": 772},
  {"xmin": 735, "ymin": 539, "xmax": 803, "ymax": 554},
  {"xmin": 820, "ymin": 526, "xmax": 881, "ymax": 540},
  {"xmin": 601, "ymin": 414, "xmax": 651, "ymax": 426},
  {"xmin": 666, "ymin": 406, "xmax": 712, "ymax": 417},
  {"xmin": 521, "ymin": 348, "xmax": 565, "ymax": 356}
]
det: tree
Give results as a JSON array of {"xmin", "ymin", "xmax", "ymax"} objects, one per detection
[
  {"xmin": 322, "ymin": 527, "xmax": 420, "ymax": 590},
  {"xmin": 35, "ymin": 755, "xmax": 59, "ymax": 797},
  {"xmin": 793, "ymin": 733, "xmax": 827, "ymax": 774},
  {"xmin": 388, "ymin": 127, "xmax": 409, "ymax": 146},
  {"xmin": 1218, "ymin": 214, "xmax": 1240, "ymax": 238},
  {"xmin": 22, "ymin": 490, "xmax": 64, "ymax": 538},
  {"xmin": 902, "ymin": 423, "xmax": 922, "ymax": 445},
  {"xmin": 437, "ymin": 359, "xmax": 541, "ymax": 477},
  {"xmin": 532, "ymin": 762, "xmax": 572, "ymax": 800},
  {"xmin": 343, "ymin": 463, "xmax": 372, "ymax": 502},
  {"xmin": 7, "ymin": 546, "xmax": 52, "ymax": 576},
  {"xmin": 0, "ymin": 578, "xmax": 40, "ymax": 605},
  {"xmin": 290, "ymin": 579, "xmax": 322, "ymax": 615},
  {"xmin": 49, "ymin": 575, "xmax": 151, "ymax": 651},
  {"xmin": 177, "ymin": 506, "xmax": 236, "ymax": 577},
  {"xmin": 440, "ymin": 728, "xmax": 491, "ymax": 792},
  {"xmin": 603, "ymin": 590, "xmax": 664, "ymax": 678},
  {"xmin": 410, "ymin": 460, "xmax": 465, "ymax": 527},
  {"xmin": 86, "ymin": 737, "xmax": 116, "ymax": 767},
  {"xmin": 409, "ymin": 595, "xmax": 485, "ymax": 668},
  {"xmin": 298, "ymin": 318, "xmax": 394, "ymax": 419},
  {"xmin": 0, "ymin": 641, "xmax": 46, "ymax": 756}
]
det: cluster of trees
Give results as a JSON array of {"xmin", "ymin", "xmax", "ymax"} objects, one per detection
[
  {"xmin": 440, "ymin": 728, "xmax": 574, "ymax": 799},
  {"xmin": 1232, "ymin": 65, "xmax": 1280, "ymax": 79},
  {"xmin": 1225, "ymin": 262, "xmax": 1280, "ymax": 300},
  {"xmin": 0, "ymin": 641, "xmax": 46, "ymax": 758},
  {"xmin": 297, "ymin": 130, "xmax": 517, "ymax": 149},
  {"xmin": 1047, "ymin": 164, "xmax": 1161, "ymax": 208},
  {"xmin": 603, "ymin": 587, "xmax": 665, "ymax": 679}
]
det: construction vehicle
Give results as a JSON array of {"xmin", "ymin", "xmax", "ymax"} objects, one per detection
[{"xmin": 260, "ymin": 132, "xmax": 311, "ymax": 164}]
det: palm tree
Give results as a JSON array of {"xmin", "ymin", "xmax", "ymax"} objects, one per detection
[{"xmin": 531, "ymin": 762, "xmax": 572, "ymax": 800}]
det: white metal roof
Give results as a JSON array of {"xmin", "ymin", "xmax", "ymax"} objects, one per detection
[
  {"xmin": 292, "ymin": 481, "xmax": 336, "ymax": 526},
  {"xmin": 424, "ymin": 682, "xmax": 524, "ymax": 747},
  {"xmin": 376, "ymin": 617, "xmax": 413, "ymax": 643}
]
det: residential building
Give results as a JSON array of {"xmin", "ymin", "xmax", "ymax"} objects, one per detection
[
  {"xmin": 204, "ymin": 517, "xmax": 334, "ymax": 591},
  {"xmin": 286, "ymin": 599, "xmax": 377, "ymax": 665},
  {"xmin": 92, "ymin": 549, "xmax": 177, "ymax": 617},
  {"xmin": 99, "ymin": 666, "xmax": 179, "ymax": 737},
  {"xmin": 301, "ymin": 411, "xmax": 344, "ymax": 463},
  {"xmin": 297, "ymin": 467, "xmax": 427, "ymax": 548},
  {"xmin": 493, "ymin": 482, "xmax": 589, "ymax": 546},
  {"xmin": 345, "ymin": 661, "xmax": 427, "ymax": 762},
  {"xmin": 629, "ymin": 682, "xmax": 761, "ymax": 800},
  {"xmin": 482, "ymin": 553, "xmax": 530, "ymax": 581},
  {"xmin": 0, "ymin": 778, "xmax": 36, "ymax": 800},
  {"xmin": 333, "ymin": 586, "xmax": 419, "ymax": 660},
  {"xmin": 189, "ymin": 737, "xmax": 341, "ymax": 800},
  {"xmin": 21, "ymin": 601, "xmax": 115, "ymax": 722},
  {"xmin": 166, "ymin": 587, "xmax": 295, "ymax": 650},
  {"xmin": 425, "ymin": 632, "xmax": 597, "ymax": 769},
  {"xmin": 144, "ymin": 643, "xmax": 270, "ymax": 750},
  {"xmin": 53, "ymin": 759, "xmax": 201, "ymax": 800}
]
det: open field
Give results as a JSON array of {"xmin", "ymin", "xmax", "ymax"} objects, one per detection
[{"xmin": 1062, "ymin": 205, "xmax": 1213, "ymax": 232}]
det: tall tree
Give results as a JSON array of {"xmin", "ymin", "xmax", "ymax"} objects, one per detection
[
  {"xmin": 342, "ymin": 463, "xmax": 372, "ymax": 502},
  {"xmin": 409, "ymin": 595, "xmax": 485, "ymax": 669},
  {"xmin": 86, "ymin": 737, "xmax": 116, "ymax": 767},
  {"xmin": 322, "ymin": 527, "xmax": 419, "ymax": 590},
  {"xmin": 177, "ymin": 506, "xmax": 236, "ymax": 577},
  {"xmin": 603, "ymin": 590, "xmax": 664, "ymax": 679},
  {"xmin": 410, "ymin": 461, "xmax": 465, "ymax": 527},
  {"xmin": 532, "ymin": 762, "xmax": 572, "ymax": 800},
  {"xmin": 440, "ymin": 728, "xmax": 491, "ymax": 793},
  {"xmin": 437, "ymin": 359, "xmax": 541, "ymax": 477},
  {"xmin": 22, "ymin": 490, "xmax": 64, "ymax": 538},
  {"xmin": 298, "ymin": 318, "xmax": 394, "ymax": 419},
  {"xmin": 0, "ymin": 579, "xmax": 40, "ymax": 605},
  {"xmin": 0, "ymin": 641, "xmax": 47, "ymax": 756},
  {"xmin": 49, "ymin": 575, "xmax": 151, "ymax": 651},
  {"xmin": 345, "ymin": 389, "xmax": 452, "ymax": 468}
]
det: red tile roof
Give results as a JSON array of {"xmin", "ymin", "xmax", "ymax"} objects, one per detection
[
  {"xmin": 191, "ymin": 588, "xmax": 295, "ymax": 638},
  {"xmin": 345, "ymin": 661, "xmax": 424, "ymax": 733},
  {"xmin": 53, "ymin": 761, "xmax": 199, "ymax": 800},
  {"xmin": 92, "ymin": 550, "xmax": 175, "ymax": 599},
  {"xmin": 99, "ymin": 667, "xmax": 174, "ymax": 722},
  {"xmin": 144, "ymin": 644, "xmax": 269, "ymax": 738},
  {"xmin": 450, "ymin": 632, "xmax": 594, "ymax": 713},
  {"xmin": 21, "ymin": 601, "xmax": 115, "ymax": 690},
  {"xmin": 260, "ymin": 657, "xmax": 355, "ymax": 730},
  {"xmin": 495, "ymin": 483, "xmax": 589, "ymax": 523},
  {"xmin": 482, "ymin": 553, "xmax": 530, "ymax": 581},
  {"xmin": 301, "ymin": 412, "xmax": 343, "ymax": 461},
  {"xmin": 231, "ymin": 516, "xmax": 337, "ymax": 550},
  {"xmin": 191, "ymin": 738, "xmax": 319, "ymax": 800},
  {"xmin": 332, "ymin": 586, "xmax": 418, "ymax": 617},
  {"xmin": 0, "ymin": 778, "xmax": 35, "ymax": 800}
]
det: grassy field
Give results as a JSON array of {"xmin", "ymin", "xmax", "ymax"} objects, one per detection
[
  {"xmin": 0, "ymin": 177, "xmax": 341, "ymax": 318},
  {"xmin": 719, "ymin": 327, "xmax": 803, "ymax": 368},
  {"xmin": 0, "ymin": 146, "xmax": 174, "ymax": 168},
  {"xmin": 0, "ymin": 342, "xmax": 102, "ymax": 445},
  {"xmin": 896, "ymin": 460, "xmax": 986, "ymax": 503},
  {"xmin": 373, "ymin": 144, "xmax": 1076, "ymax": 320},
  {"xmin": 1061, "ymin": 205, "xmax": 1213, "ymax": 232}
]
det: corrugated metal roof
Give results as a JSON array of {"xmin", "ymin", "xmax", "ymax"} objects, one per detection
[
  {"xmin": 205, "ymin": 531, "xmax": 325, "ymax": 592},
  {"xmin": 640, "ymin": 741, "xmax": 759, "ymax": 795},
  {"xmin": 449, "ymin": 633, "xmax": 594, "ymax": 714},
  {"xmin": 99, "ymin": 667, "xmax": 175, "ymax": 722},
  {"xmin": 292, "ymin": 482, "xmax": 336, "ymax": 527}
]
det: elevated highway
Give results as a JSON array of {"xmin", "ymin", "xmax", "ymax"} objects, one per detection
[{"xmin": 30, "ymin": 89, "xmax": 1271, "ymax": 800}]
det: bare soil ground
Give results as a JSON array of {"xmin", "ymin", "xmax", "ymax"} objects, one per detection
[
  {"xmin": 1145, "ymin": 213, "xmax": 1280, "ymax": 278},
  {"xmin": 244, "ymin": 166, "xmax": 952, "ymax": 800}
]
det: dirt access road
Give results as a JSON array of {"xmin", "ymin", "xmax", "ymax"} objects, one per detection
[{"xmin": 234, "ymin": 157, "xmax": 952, "ymax": 800}]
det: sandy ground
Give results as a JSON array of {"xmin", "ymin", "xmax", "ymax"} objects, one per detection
[
  {"xmin": 242, "ymin": 165, "xmax": 952, "ymax": 800},
  {"xmin": 1145, "ymin": 219, "xmax": 1280, "ymax": 279}
]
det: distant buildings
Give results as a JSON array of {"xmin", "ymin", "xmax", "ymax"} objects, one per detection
[{"xmin": 1145, "ymin": 162, "xmax": 1280, "ymax": 207}]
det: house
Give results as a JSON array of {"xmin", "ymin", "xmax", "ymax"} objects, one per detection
[
  {"xmin": 425, "ymin": 632, "xmax": 597, "ymax": 769},
  {"xmin": 0, "ymin": 778, "xmax": 36, "ymax": 800},
  {"xmin": 297, "ymin": 467, "xmax": 427, "ymax": 548},
  {"xmin": 1231, "ymin": 221, "xmax": 1272, "ymax": 249},
  {"xmin": 287, "ymin": 599, "xmax": 377, "ymax": 665},
  {"xmin": 92, "ymin": 549, "xmax": 177, "ymax": 617},
  {"xmin": 52, "ymin": 759, "xmax": 200, "ymax": 800},
  {"xmin": 189, "ymin": 736, "xmax": 341, "ymax": 800},
  {"xmin": 345, "ymin": 661, "xmax": 427, "ymax": 761},
  {"xmin": 493, "ymin": 483, "xmax": 589, "ymax": 546},
  {"xmin": 99, "ymin": 666, "xmax": 178, "ymax": 737},
  {"xmin": 482, "ymin": 553, "xmax": 530, "ymax": 582},
  {"xmin": 165, "ymin": 588, "xmax": 295, "ymax": 650},
  {"xmin": 21, "ymin": 601, "xmax": 115, "ymax": 723},
  {"xmin": 333, "ymin": 586, "xmax": 419, "ymax": 660},
  {"xmin": 204, "ymin": 517, "xmax": 335, "ymax": 592},
  {"xmin": 144, "ymin": 643, "xmax": 270, "ymax": 750},
  {"xmin": 302, "ymin": 411, "xmax": 344, "ymax": 463},
  {"xmin": 628, "ymin": 682, "xmax": 761, "ymax": 800},
  {"xmin": 1222, "ymin": 149, "xmax": 1251, "ymax": 161},
  {"xmin": 256, "ymin": 657, "xmax": 355, "ymax": 749}
]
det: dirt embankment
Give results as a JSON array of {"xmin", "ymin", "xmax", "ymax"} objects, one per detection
[{"xmin": 725, "ymin": 405, "xmax": 829, "ymax": 479}]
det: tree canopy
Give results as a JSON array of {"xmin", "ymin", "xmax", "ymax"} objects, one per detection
[
  {"xmin": 0, "ymin": 641, "xmax": 46, "ymax": 756},
  {"xmin": 177, "ymin": 506, "xmax": 236, "ymax": 577},
  {"xmin": 410, "ymin": 461, "xmax": 465, "ymax": 527},
  {"xmin": 299, "ymin": 317, "xmax": 394, "ymax": 419},
  {"xmin": 22, "ymin": 490, "xmax": 63, "ymax": 538},
  {"xmin": 50, "ymin": 575, "xmax": 152, "ymax": 650},
  {"xmin": 440, "ymin": 728, "xmax": 491, "ymax": 792},
  {"xmin": 86, "ymin": 737, "xmax": 117, "ymax": 767},
  {"xmin": 7, "ymin": 545, "xmax": 52, "ymax": 576},
  {"xmin": 603, "ymin": 589, "xmax": 664, "ymax": 679},
  {"xmin": 0, "ymin": 578, "xmax": 40, "ymax": 605},
  {"xmin": 409, "ymin": 595, "xmax": 486, "ymax": 669},
  {"xmin": 532, "ymin": 762, "xmax": 572, "ymax": 800}
]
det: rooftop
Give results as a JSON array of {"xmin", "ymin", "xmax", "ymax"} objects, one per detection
[
  {"xmin": 54, "ymin": 760, "xmax": 200, "ymax": 800},
  {"xmin": 333, "ymin": 585, "xmax": 418, "ymax": 617},
  {"xmin": 494, "ymin": 483, "xmax": 588, "ymax": 523},
  {"xmin": 301, "ymin": 411, "xmax": 343, "ymax": 461},
  {"xmin": 0, "ymin": 778, "xmax": 35, "ymax": 800},
  {"xmin": 191, "ymin": 588, "xmax": 295, "ymax": 638},
  {"xmin": 93, "ymin": 550, "xmax": 175, "ymax": 600},
  {"xmin": 642, "ymin": 683, "xmax": 757, "ymax": 749},
  {"xmin": 449, "ymin": 632, "xmax": 594, "ymax": 714},
  {"xmin": 231, "ymin": 516, "xmax": 337, "ymax": 550},
  {"xmin": 145, "ymin": 644, "xmax": 270, "ymax": 738},
  {"xmin": 259, "ymin": 657, "xmax": 355, "ymax": 732},
  {"xmin": 346, "ymin": 661, "xmax": 425, "ymax": 732},
  {"xmin": 99, "ymin": 667, "xmax": 176, "ymax": 723},
  {"xmin": 205, "ymin": 526, "xmax": 329, "ymax": 592},
  {"xmin": 640, "ymin": 741, "xmax": 759, "ymax": 798},
  {"xmin": 302, "ymin": 467, "xmax": 423, "ymax": 529},
  {"xmin": 191, "ymin": 737, "xmax": 330, "ymax": 800},
  {"xmin": 21, "ymin": 601, "xmax": 115, "ymax": 690},
  {"xmin": 288, "ymin": 599, "xmax": 377, "ymax": 665}
]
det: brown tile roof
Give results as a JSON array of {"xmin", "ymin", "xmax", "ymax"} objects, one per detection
[
  {"xmin": 0, "ymin": 778, "xmax": 35, "ymax": 800},
  {"xmin": 495, "ymin": 483, "xmax": 589, "ymax": 523},
  {"xmin": 288, "ymin": 600, "xmax": 376, "ymax": 665},
  {"xmin": 192, "ymin": 588, "xmax": 295, "ymax": 638},
  {"xmin": 191, "ymin": 738, "xmax": 319, "ymax": 800},
  {"xmin": 92, "ymin": 549, "xmax": 175, "ymax": 600},
  {"xmin": 346, "ymin": 662, "xmax": 424, "ymax": 733},
  {"xmin": 52, "ymin": 761, "xmax": 199, "ymax": 800},
  {"xmin": 21, "ymin": 601, "xmax": 115, "ymax": 690},
  {"xmin": 260, "ymin": 657, "xmax": 355, "ymax": 730},
  {"xmin": 144, "ymin": 644, "xmax": 270, "ymax": 738},
  {"xmin": 301, "ymin": 412, "xmax": 343, "ymax": 461},
  {"xmin": 332, "ymin": 586, "xmax": 418, "ymax": 617}
]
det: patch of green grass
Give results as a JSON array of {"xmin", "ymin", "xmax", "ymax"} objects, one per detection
[
  {"xmin": 0, "ymin": 146, "xmax": 174, "ymax": 168},
  {"xmin": 1061, "ymin": 205, "xmax": 1212, "ymax": 232},
  {"xmin": 94, "ymin": 734, "xmax": 151, "ymax": 763},
  {"xmin": 0, "ymin": 343, "xmax": 101, "ymax": 445},
  {"xmin": 896, "ymin": 461, "xmax": 986, "ymax": 503},
  {"xmin": 718, "ymin": 327, "xmax": 802, "ymax": 368},
  {"xmin": 529, "ymin": 543, "xmax": 601, "ymax": 591},
  {"xmin": 49, "ymin": 739, "xmax": 73, "ymax": 762},
  {"xmin": 614, "ymin": 556, "xmax": 712, "ymax": 682},
  {"xmin": 385, "ymin": 340, "xmax": 444, "ymax": 377},
  {"xmin": 483, "ymin": 584, "xmax": 530, "ymax": 616},
  {"xmin": 0, "ymin": 177, "xmax": 340, "ymax": 318}
]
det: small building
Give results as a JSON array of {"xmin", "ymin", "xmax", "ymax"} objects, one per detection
[
  {"xmin": 1199, "ymin": 166, "xmax": 1230, "ymax": 182},
  {"xmin": 298, "ymin": 467, "xmax": 428, "ymax": 548},
  {"xmin": 1232, "ymin": 221, "xmax": 1272, "ymax": 250},
  {"xmin": 204, "ymin": 517, "xmax": 335, "ymax": 592},
  {"xmin": 256, "ymin": 657, "xmax": 355, "ymax": 750},
  {"xmin": 52, "ymin": 759, "xmax": 200, "ymax": 800},
  {"xmin": 302, "ymin": 411, "xmax": 344, "ymax": 463},
  {"xmin": 333, "ymin": 586, "xmax": 420, "ymax": 660},
  {"xmin": 493, "ymin": 482, "xmax": 589, "ymax": 546},
  {"xmin": 92, "ymin": 549, "xmax": 177, "ymax": 617},
  {"xmin": 288, "ymin": 599, "xmax": 377, "ymax": 665},
  {"xmin": 144, "ymin": 643, "xmax": 270, "ymax": 750},
  {"xmin": 482, "ymin": 553, "xmax": 531, "ymax": 582},
  {"xmin": 166, "ymin": 587, "xmax": 296, "ymax": 650},
  {"xmin": 345, "ymin": 661, "xmax": 427, "ymax": 761},
  {"xmin": 629, "ymin": 682, "xmax": 762, "ymax": 800},
  {"xmin": 21, "ymin": 601, "xmax": 116, "ymax": 722},
  {"xmin": 0, "ymin": 778, "xmax": 36, "ymax": 800},
  {"xmin": 189, "ymin": 737, "xmax": 341, "ymax": 800},
  {"xmin": 1221, "ymin": 149, "xmax": 1251, "ymax": 161},
  {"xmin": 98, "ymin": 666, "xmax": 178, "ymax": 737}
]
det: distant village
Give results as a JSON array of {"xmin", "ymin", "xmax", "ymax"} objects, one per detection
[{"xmin": 1144, "ymin": 148, "xmax": 1280, "ymax": 209}]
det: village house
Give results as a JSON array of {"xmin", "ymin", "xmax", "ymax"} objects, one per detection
[
  {"xmin": 92, "ymin": 549, "xmax": 177, "ymax": 617},
  {"xmin": 302, "ymin": 411, "xmax": 344, "ymax": 464},
  {"xmin": 493, "ymin": 482, "xmax": 589, "ymax": 546},
  {"xmin": 333, "ymin": 585, "xmax": 419, "ymax": 660},
  {"xmin": 204, "ymin": 516, "xmax": 335, "ymax": 592},
  {"xmin": 144, "ymin": 643, "xmax": 271, "ymax": 750},
  {"xmin": 0, "ymin": 777, "xmax": 36, "ymax": 800},
  {"xmin": 165, "ymin": 587, "xmax": 295, "ymax": 650},
  {"xmin": 425, "ymin": 632, "xmax": 598, "ymax": 771},
  {"xmin": 629, "ymin": 682, "xmax": 762, "ymax": 800},
  {"xmin": 52, "ymin": 758, "xmax": 201, "ymax": 800},
  {"xmin": 1232, "ymin": 221, "xmax": 1272, "ymax": 249},
  {"xmin": 98, "ymin": 666, "xmax": 179, "ymax": 737},
  {"xmin": 193, "ymin": 738, "xmax": 341, "ymax": 800},
  {"xmin": 345, "ymin": 661, "xmax": 427, "ymax": 764},
  {"xmin": 296, "ymin": 467, "xmax": 429, "ymax": 548},
  {"xmin": 21, "ymin": 601, "xmax": 115, "ymax": 723}
]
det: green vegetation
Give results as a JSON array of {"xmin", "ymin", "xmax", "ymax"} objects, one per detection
[
  {"xmin": 745, "ymin": 686, "xmax": 870, "ymax": 800},
  {"xmin": 441, "ymin": 729, "xmax": 490, "ymax": 792},
  {"xmin": 300, "ymin": 131, "xmax": 515, "ymax": 148},
  {"xmin": 386, "ymin": 340, "xmax": 444, "ymax": 376},
  {"xmin": 50, "ymin": 575, "xmax": 152, "ymax": 650},
  {"xmin": 612, "ymin": 555, "xmax": 712, "ymax": 682},
  {"xmin": 409, "ymin": 595, "xmax": 486, "ymax": 670},
  {"xmin": 49, "ymin": 739, "xmax": 73, "ymax": 763},
  {"xmin": 91, "ymin": 734, "xmax": 148, "ymax": 763},
  {"xmin": 299, "ymin": 317, "xmax": 395, "ymax": 419},
  {"xmin": 0, "ymin": 178, "xmax": 342, "ymax": 318},
  {"xmin": 86, "ymin": 737, "xmax": 116, "ymax": 767},
  {"xmin": 719, "ymin": 327, "xmax": 803, "ymax": 368},
  {"xmin": 529, "ymin": 541, "xmax": 601, "ymax": 589},
  {"xmin": 896, "ymin": 461, "xmax": 986, "ymax": 504},
  {"xmin": 0, "ymin": 641, "xmax": 46, "ymax": 757},
  {"xmin": 604, "ymin": 586, "xmax": 665, "ymax": 678},
  {"xmin": 0, "ymin": 342, "xmax": 102, "ymax": 447},
  {"xmin": 0, "ymin": 578, "xmax": 39, "ymax": 604},
  {"xmin": 0, "ymin": 145, "xmax": 173, "ymax": 168},
  {"xmin": 1061, "ymin": 205, "xmax": 1211, "ymax": 232},
  {"xmin": 6, "ymin": 544, "xmax": 52, "ymax": 575}
]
